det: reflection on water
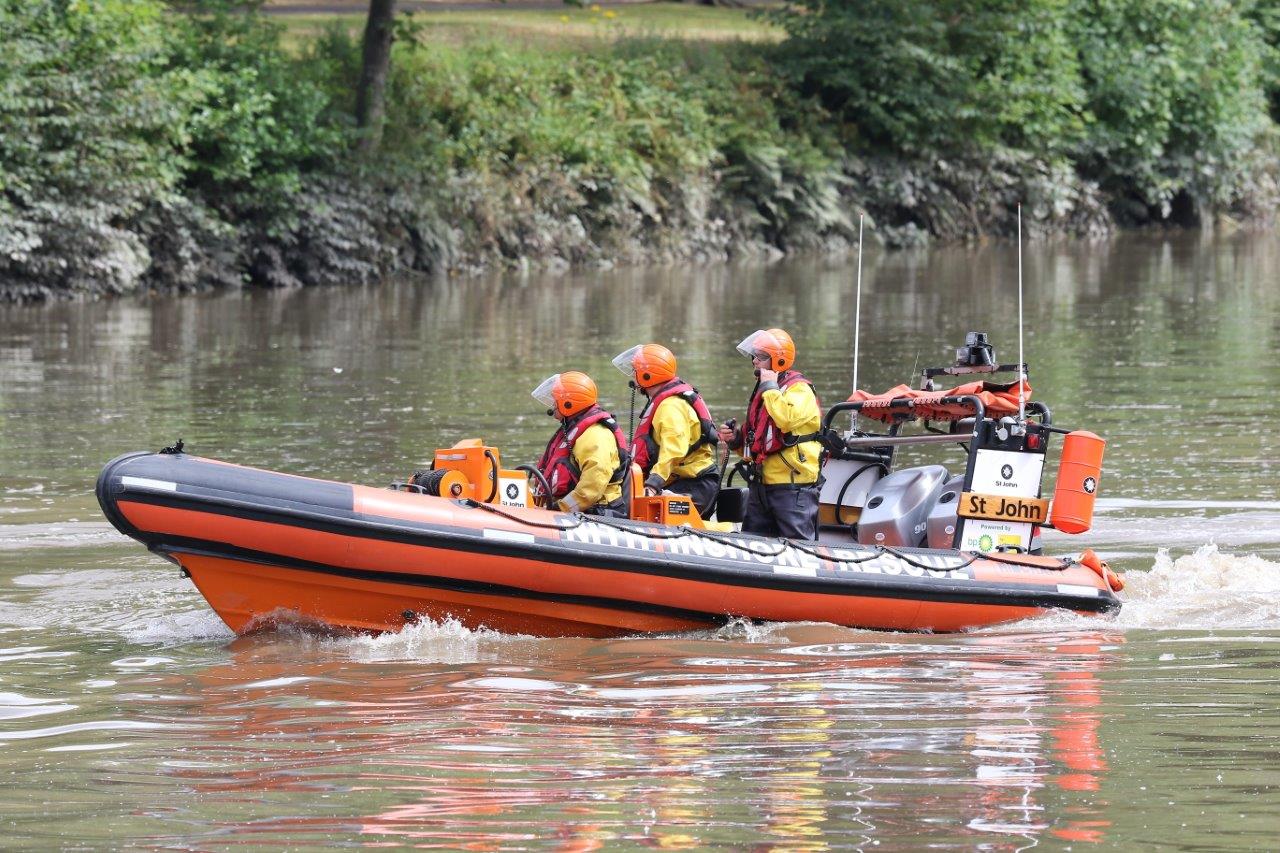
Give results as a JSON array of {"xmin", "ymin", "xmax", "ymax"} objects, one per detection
[
  {"xmin": 2, "ymin": 538, "xmax": 1278, "ymax": 851},
  {"xmin": 0, "ymin": 615, "xmax": 1268, "ymax": 850},
  {"xmin": 2, "ymin": 230, "xmax": 1280, "ymax": 847},
  {"xmin": 23, "ymin": 626, "xmax": 1125, "ymax": 850}
]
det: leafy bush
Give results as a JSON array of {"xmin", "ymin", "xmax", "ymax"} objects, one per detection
[
  {"xmin": 0, "ymin": 0, "xmax": 353, "ymax": 299},
  {"xmin": 378, "ymin": 37, "xmax": 849, "ymax": 243},
  {"xmin": 766, "ymin": 0, "xmax": 1087, "ymax": 157},
  {"xmin": 1073, "ymin": 0, "xmax": 1272, "ymax": 219},
  {"xmin": 1247, "ymin": 0, "xmax": 1280, "ymax": 120},
  {"xmin": 767, "ymin": 0, "xmax": 1276, "ymax": 221},
  {"xmin": 0, "ymin": 0, "xmax": 196, "ymax": 296},
  {"xmin": 165, "ymin": 1, "xmax": 348, "ymax": 212}
]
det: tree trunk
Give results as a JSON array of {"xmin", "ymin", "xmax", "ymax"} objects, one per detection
[{"xmin": 355, "ymin": 0, "xmax": 396, "ymax": 153}]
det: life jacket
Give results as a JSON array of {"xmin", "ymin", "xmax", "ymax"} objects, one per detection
[
  {"xmin": 745, "ymin": 370, "xmax": 823, "ymax": 461},
  {"xmin": 536, "ymin": 406, "xmax": 629, "ymax": 500},
  {"xmin": 631, "ymin": 379, "xmax": 718, "ymax": 474}
]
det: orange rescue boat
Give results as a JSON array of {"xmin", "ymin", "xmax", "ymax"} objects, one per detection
[
  {"xmin": 96, "ymin": 331, "xmax": 1122, "ymax": 637},
  {"xmin": 96, "ymin": 450, "xmax": 1119, "ymax": 638}
]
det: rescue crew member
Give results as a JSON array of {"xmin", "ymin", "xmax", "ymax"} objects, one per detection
[
  {"xmin": 612, "ymin": 343, "xmax": 719, "ymax": 518},
  {"xmin": 532, "ymin": 371, "xmax": 630, "ymax": 516},
  {"xmin": 716, "ymin": 328, "xmax": 823, "ymax": 540}
]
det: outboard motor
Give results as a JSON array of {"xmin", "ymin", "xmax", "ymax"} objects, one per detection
[
  {"xmin": 925, "ymin": 474, "xmax": 965, "ymax": 549},
  {"xmin": 857, "ymin": 465, "xmax": 950, "ymax": 548}
]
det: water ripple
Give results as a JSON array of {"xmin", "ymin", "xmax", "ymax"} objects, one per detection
[{"xmin": 0, "ymin": 719, "xmax": 188, "ymax": 741}]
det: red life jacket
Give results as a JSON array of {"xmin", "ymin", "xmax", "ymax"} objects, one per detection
[
  {"xmin": 631, "ymin": 380, "xmax": 718, "ymax": 474},
  {"xmin": 536, "ymin": 406, "xmax": 629, "ymax": 500},
  {"xmin": 745, "ymin": 371, "xmax": 823, "ymax": 461}
]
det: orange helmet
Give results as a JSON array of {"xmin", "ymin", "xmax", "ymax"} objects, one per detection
[
  {"xmin": 736, "ymin": 328, "xmax": 795, "ymax": 371},
  {"xmin": 532, "ymin": 371, "xmax": 598, "ymax": 417},
  {"xmin": 612, "ymin": 344, "xmax": 677, "ymax": 389}
]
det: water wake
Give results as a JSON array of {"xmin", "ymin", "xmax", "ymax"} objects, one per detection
[
  {"xmin": 333, "ymin": 616, "xmax": 508, "ymax": 664},
  {"xmin": 1112, "ymin": 544, "xmax": 1280, "ymax": 630},
  {"xmin": 1008, "ymin": 544, "xmax": 1280, "ymax": 632}
]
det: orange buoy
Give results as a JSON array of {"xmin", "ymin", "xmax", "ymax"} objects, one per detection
[{"xmin": 1050, "ymin": 430, "xmax": 1105, "ymax": 534}]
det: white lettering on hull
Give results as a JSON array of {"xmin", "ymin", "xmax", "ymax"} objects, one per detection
[{"xmin": 561, "ymin": 522, "xmax": 969, "ymax": 580}]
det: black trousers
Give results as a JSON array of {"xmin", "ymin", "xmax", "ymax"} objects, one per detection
[
  {"xmin": 742, "ymin": 481, "xmax": 820, "ymax": 541},
  {"xmin": 664, "ymin": 467, "xmax": 720, "ymax": 519}
]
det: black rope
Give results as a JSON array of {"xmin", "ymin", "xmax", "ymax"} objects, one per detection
[
  {"xmin": 833, "ymin": 462, "xmax": 887, "ymax": 527},
  {"xmin": 880, "ymin": 545, "xmax": 980, "ymax": 572},
  {"xmin": 980, "ymin": 550, "xmax": 1073, "ymax": 571},
  {"xmin": 461, "ymin": 498, "xmax": 584, "ymax": 530},
  {"xmin": 683, "ymin": 526, "xmax": 791, "ymax": 556},
  {"xmin": 574, "ymin": 512, "xmax": 693, "ymax": 540},
  {"xmin": 409, "ymin": 469, "xmax": 449, "ymax": 495},
  {"xmin": 786, "ymin": 540, "xmax": 884, "ymax": 564}
]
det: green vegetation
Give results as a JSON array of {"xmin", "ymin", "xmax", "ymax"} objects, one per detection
[
  {"xmin": 0, "ymin": 0, "xmax": 346, "ymax": 297},
  {"xmin": 278, "ymin": 6, "xmax": 781, "ymax": 46},
  {"xmin": 767, "ymin": 0, "xmax": 1087, "ymax": 157},
  {"xmin": 2, "ymin": 0, "xmax": 1277, "ymax": 301},
  {"xmin": 769, "ymin": 0, "xmax": 1278, "ymax": 222}
]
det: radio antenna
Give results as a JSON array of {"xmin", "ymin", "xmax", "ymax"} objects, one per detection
[
  {"xmin": 850, "ymin": 213, "xmax": 865, "ymax": 433},
  {"xmin": 1017, "ymin": 203, "xmax": 1026, "ymax": 423},
  {"xmin": 851, "ymin": 212, "xmax": 864, "ymax": 396}
]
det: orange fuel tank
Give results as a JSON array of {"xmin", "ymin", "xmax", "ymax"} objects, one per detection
[{"xmin": 1050, "ymin": 431, "xmax": 1105, "ymax": 534}]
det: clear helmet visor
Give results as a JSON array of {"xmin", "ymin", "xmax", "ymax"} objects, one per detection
[
  {"xmin": 611, "ymin": 345, "xmax": 643, "ymax": 379},
  {"xmin": 531, "ymin": 374, "xmax": 560, "ymax": 409},
  {"xmin": 736, "ymin": 329, "xmax": 772, "ymax": 361}
]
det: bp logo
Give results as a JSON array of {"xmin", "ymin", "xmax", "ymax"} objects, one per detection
[
  {"xmin": 1083, "ymin": 477, "xmax": 1097, "ymax": 494},
  {"xmin": 978, "ymin": 534, "xmax": 994, "ymax": 552},
  {"xmin": 505, "ymin": 483, "xmax": 520, "ymax": 500},
  {"xmin": 1000, "ymin": 464, "xmax": 1014, "ymax": 480}
]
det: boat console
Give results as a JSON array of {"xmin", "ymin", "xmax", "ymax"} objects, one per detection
[{"xmin": 816, "ymin": 331, "xmax": 1102, "ymax": 554}]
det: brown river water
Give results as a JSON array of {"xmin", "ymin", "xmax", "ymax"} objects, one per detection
[{"xmin": 1, "ymin": 231, "xmax": 1278, "ymax": 849}]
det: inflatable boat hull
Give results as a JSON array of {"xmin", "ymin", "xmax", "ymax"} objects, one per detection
[{"xmin": 97, "ymin": 453, "xmax": 1120, "ymax": 637}]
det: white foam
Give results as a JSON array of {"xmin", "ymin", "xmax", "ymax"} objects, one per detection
[
  {"xmin": 707, "ymin": 617, "xmax": 782, "ymax": 643},
  {"xmin": 1004, "ymin": 544, "xmax": 1280, "ymax": 632},
  {"xmin": 120, "ymin": 610, "xmax": 232, "ymax": 644},
  {"xmin": 1113, "ymin": 544, "xmax": 1280, "ymax": 630},
  {"xmin": 334, "ymin": 616, "xmax": 508, "ymax": 664}
]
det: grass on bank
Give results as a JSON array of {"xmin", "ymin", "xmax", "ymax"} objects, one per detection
[{"xmin": 275, "ymin": 3, "xmax": 782, "ymax": 48}]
